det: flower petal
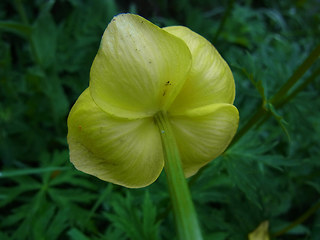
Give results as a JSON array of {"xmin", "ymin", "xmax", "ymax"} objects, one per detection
[
  {"xmin": 249, "ymin": 221, "xmax": 270, "ymax": 240},
  {"xmin": 170, "ymin": 103, "xmax": 239, "ymax": 177},
  {"xmin": 67, "ymin": 89, "xmax": 164, "ymax": 188},
  {"xmin": 164, "ymin": 26, "xmax": 235, "ymax": 115},
  {"xmin": 90, "ymin": 14, "xmax": 191, "ymax": 119}
]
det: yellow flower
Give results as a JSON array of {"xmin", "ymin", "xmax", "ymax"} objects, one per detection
[
  {"xmin": 248, "ymin": 221, "xmax": 270, "ymax": 240},
  {"xmin": 67, "ymin": 14, "xmax": 239, "ymax": 188}
]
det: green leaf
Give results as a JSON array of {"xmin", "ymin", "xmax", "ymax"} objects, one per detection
[
  {"xmin": 67, "ymin": 228, "xmax": 91, "ymax": 240},
  {"xmin": 85, "ymin": 184, "xmax": 113, "ymax": 222},
  {"xmin": 0, "ymin": 21, "xmax": 32, "ymax": 37},
  {"xmin": 142, "ymin": 191, "xmax": 161, "ymax": 240},
  {"xmin": 46, "ymin": 209, "xmax": 70, "ymax": 240},
  {"xmin": 264, "ymin": 103, "xmax": 291, "ymax": 141},
  {"xmin": 31, "ymin": 11, "xmax": 57, "ymax": 68},
  {"xmin": 105, "ymin": 191, "xmax": 161, "ymax": 240},
  {"xmin": 0, "ymin": 231, "xmax": 10, "ymax": 240},
  {"xmin": 224, "ymin": 155, "xmax": 262, "ymax": 209},
  {"xmin": 204, "ymin": 232, "xmax": 229, "ymax": 240},
  {"xmin": 0, "ymin": 166, "xmax": 70, "ymax": 178}
]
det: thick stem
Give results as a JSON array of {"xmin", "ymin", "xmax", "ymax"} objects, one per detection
[{"xmin": 154, "ymin": 111, "xmax": 203, "ymax": 240}]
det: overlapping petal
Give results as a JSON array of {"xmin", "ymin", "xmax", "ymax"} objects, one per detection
[
  {"xmin": 67, "ymin": 89, "xmax": 163, "ymax": 188},
  {"xmin": 90, "ymin": 14, "xmax": 192, "ymax": 119},
  {"xmin": 170, "ymin": 103, "xmax": 239, "ymax": 177},
  {"xmin": 67, "ymin": 14, "xmax": 239, "ymax": 188},
  {"xmin": 164, "ymin": 26, "xmax": 235, "ymax": 115}
]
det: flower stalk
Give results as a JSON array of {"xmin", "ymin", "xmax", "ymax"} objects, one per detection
[
  {"xmin": 229, "ymin": 43, "xmax": 320, "ymax": 148},
  {"xmin": 154, "ymin": 111, "xmax": 203, "ymax": 240}
]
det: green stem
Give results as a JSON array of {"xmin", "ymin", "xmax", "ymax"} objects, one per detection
[
  {"xmin": 154, "ymin": 111, "xmax": 203, "ymax": 240},
  {"xmin": 13, "ymin": 0, "xmax": 41, "ymax": 65},
  {"xmin": 213, "ymin": 0, "xmax": 235, "ymax": 42},
  {"xmin": 14, "ymin": 0, "xmax": 30, "ymax": 25},
  {"xmin": 190, "ymin": 44, "xmax": 320, "ymax": 186},
  {"xmin": 252, "ymin": 66, "xmax": 320, "ymax": 129},
  {"xmin": 276, "ymin": 66, "xmax": 320, "ymax": 109},
  {"xmin": 271, "ymin": 200, "xmax": 320, "ymax": 237},
  {"xmin": 270, "ymin": 43, "xmax": 320, "ymax": 105},
  {"xmin": 230, "ymin": 43, "xmax": 320, "ymax": 147}
]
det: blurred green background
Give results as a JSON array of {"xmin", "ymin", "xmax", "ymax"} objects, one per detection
[{"xmin": 1, "ymin": 0, "xmax": 320, "ymax": 239}]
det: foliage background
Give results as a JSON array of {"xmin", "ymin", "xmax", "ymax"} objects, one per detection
[{"xmin": 1, "ymin": 0, "xmax": 319, "ymax": 239}]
